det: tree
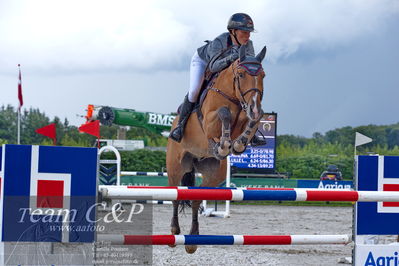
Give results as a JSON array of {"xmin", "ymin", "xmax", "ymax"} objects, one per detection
[{"xmin": 0, "ymin": 105, "xmax": 17, "ymax": 143}]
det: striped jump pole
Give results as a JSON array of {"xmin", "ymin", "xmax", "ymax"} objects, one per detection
[
  {"xmin": 116, "ymin": 199, "xmax": 172, "ymax": 205},
  {"xmin": 121, "ymin": 171, "xmax": 203, "ymax": 178},
  {"xmin": 99, "ymin": 186, "xmax": 399, "ymax": 202},
  {"xmin": 97, "ymin": 234, "xmax": 351, "ymax": 245}
]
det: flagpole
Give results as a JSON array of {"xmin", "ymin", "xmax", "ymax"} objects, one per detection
[
  {"xmin": 17, "ymin": 108, "xmax": 21, "ymax": 145},
  {"xmin": 17, "ymin": 64, "xmax": 23, "ymax": 145},
  {"xmin": 354, "ymin": 143, "xmax": 356, "ymax": 158}
]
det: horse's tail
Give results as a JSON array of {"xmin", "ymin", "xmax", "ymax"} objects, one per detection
[
  {"xmin": 181, "ymin": 168, "xmax": 196, "ymax": 187},
  {"xmin": 179, "ymin": 169, "xmax": 197, "ymax": 212}
]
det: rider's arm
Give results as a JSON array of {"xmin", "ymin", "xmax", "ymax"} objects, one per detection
[
  {"xmin": 208, "ymin": 52, "xmax": 239, "ymax": 73},
  {"xmin": 208, "ymin": 40, "xmax": 239, "ymax": 73}
]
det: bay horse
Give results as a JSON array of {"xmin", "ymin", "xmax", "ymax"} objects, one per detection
[{"xmin": 166, "ymin": 45, "xmax": 266, "ymax": 253}]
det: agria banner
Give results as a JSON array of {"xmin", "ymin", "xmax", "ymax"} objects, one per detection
[
  {"xmin": 355, "ymin": 155, "xmax": 399, "ymax": 266},
  {"xmin": 0, "ymin": 144, "xmax": 97, "ymax": 243}
]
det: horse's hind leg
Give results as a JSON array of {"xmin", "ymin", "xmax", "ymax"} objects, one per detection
[
  {"xmin": 185, "ymin": 199, "xmax": 201, "ymax": 254},
  {"xmin": 168, "ymin": 172, "xmax": 180, "ymax": 238},
  {"xmin": 184, "ymin": 158, "xmax": 227, "ymax": 254},
  {"xmin": 166, "ymin": 141, "xmax": 186, "ymax": 244},
  {"xmin": 214, "ymin": 106, "xmax": 231, "ymax": 159},
  {"xmin": 170, "ymin": 201, "xmax": 180, "ymax": 235}
]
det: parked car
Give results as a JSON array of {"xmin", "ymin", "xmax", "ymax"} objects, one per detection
[{"xmin": 320, "ymin": 165, "xmax": 343, "ymax": 181}]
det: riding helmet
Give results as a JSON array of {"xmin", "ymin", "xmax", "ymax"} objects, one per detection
[{"xmin": 227, "ymin": 13, "xmax": 255, "ymax": 32}]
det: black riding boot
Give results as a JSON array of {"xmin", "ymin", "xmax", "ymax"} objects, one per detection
[
  {"xmin": 169, "ymin": 95, "xmax": 195, "ymax": 143},
  {"xmin": 250, "ymin": 132, "xmax": 267, "ymax": 147}
]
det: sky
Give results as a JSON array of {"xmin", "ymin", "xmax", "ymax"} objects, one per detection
[{"xmin": 0, "ymin": 0, "xmax": 398, "ymax": 137}]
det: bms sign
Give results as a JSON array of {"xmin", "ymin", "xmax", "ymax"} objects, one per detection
[{"xmin": 148, "ymin": 113, "xmax": 176, "ymax": 127}]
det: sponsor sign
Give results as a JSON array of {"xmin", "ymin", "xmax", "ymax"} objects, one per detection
[
  {"xmin": 297, "ymin": 180, "xmax": 353, "ymax": 190},
  {"xmin": 0, "ymin": 145, "xmax": 97, "ymax": 243},
  {"xmin": 355, "ymin": 244, "xmax": 399, "ymax": 266},
  {"xmin": 356, "ymin": 155, "xmax": 399, "ymax": 235},
  {"xmin": 230, "ymin": 113, "xmax": 277, "ymax": 171},
  {"xmin": 148, "ymin": 113, "xmax": 175, "ymax": 127}
]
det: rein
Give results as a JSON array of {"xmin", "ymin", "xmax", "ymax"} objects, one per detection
[{"xmin": 210, "ymin": 88, "xmax": 240, "ymax": 106}]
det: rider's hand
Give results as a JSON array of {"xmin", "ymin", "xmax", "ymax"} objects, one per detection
[
  {"xmin": 231, "ymin": 45, "xmax": 240, "ymax": 53},
  {"xmin": 226, "ymin": 53, "xmax": 239, "ymax": 64}
]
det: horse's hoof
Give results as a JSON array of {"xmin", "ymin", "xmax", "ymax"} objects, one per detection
[
  {"xmin": 171, "ymin": 227, "xmax": 180, "ymax": 235},
  {"xmin": 232, "ymin": 140, "xmax": 246, "ymax": 155},
  {"xmin": 168, "ymin": 244, "xmax": 177, "ymax": 248},
  {"xmin": 185, "ymin": 245, "xmax": 197, "ymax": 254},
  {"xmin": 214, "ymin": 143, "xmax": 229, "ymax": 160},
  {"xmin": 231, "ymin": 148, "xmax": 245, "ymax": 155},
  {"xmin": 217, "ymin": 146, "xmax": 230, "ymax": 157}
]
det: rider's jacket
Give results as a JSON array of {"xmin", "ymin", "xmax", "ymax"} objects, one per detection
[{"xmin": 197, "ymin": 32, "xmax": 255, "ymax": 73}]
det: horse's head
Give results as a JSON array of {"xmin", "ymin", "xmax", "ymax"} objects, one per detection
[{"xmin": 232, "ymin": 45, "xmax": 267, "ymax": 121}]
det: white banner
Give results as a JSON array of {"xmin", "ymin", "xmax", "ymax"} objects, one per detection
[{"xmin": 355, "ymin": 244, "xmax": 399, "ymax": 266}]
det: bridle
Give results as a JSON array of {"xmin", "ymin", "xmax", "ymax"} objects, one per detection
[
  {"xmin": 231, "ymin": 61, "xmax": 264, "ymax": 117},
  {"xmin": 209, "ymin": 60, "xmax": 264, "ymax": 121}
]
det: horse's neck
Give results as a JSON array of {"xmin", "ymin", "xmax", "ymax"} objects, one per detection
[{"xmin": 214, "ymin": 70, "xmax": 234, "ymax": 96}]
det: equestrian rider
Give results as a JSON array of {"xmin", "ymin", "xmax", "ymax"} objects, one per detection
[{"xmin": 169, "ymin": 13, "xmax": 266, "ymax": 146}]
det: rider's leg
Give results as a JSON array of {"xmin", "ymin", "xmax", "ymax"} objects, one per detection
[
  {"xmin": 250, "ymin": 110, "xmax": 267, "ymax": 147},
  {"xmin": 250, "ymin": 132, "xmax": 267, "ymax": 147},
  {"xmin": 169, "ymin": 51, "xmax": 206, "ymax": 143},
  {"xmin": 188, "ymin": 51, "xmax": 207, "ymax": 103},
  {"xmin": 169, "ymin": 94, "xmax": 195, "ymax": 142}
]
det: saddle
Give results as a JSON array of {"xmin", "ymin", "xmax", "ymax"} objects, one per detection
[{"xmin": 194, "ymin": 70, "xmax": 219, "ymax": 122}]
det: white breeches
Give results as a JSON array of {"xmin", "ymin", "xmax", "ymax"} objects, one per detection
[{"xmin": 188, "ymin": 51, "xmax": 207, "ymax": 103}]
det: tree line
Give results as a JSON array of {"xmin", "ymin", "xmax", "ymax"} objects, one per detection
[{"xmin": 1, "ymin": 105, "xmax": 399, "ymax": 179}]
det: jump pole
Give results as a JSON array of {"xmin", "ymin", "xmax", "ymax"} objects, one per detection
[
  {"xmin": 99, "ymin": 186, "xmax": 399, "ymax": 202},
  {"xmin": 202, "ymin": 156, "xmax": 231, "ymax": 218},
  {"xmin": 97, "ymin": 234, "xmax": 351, "ymax": 246}
]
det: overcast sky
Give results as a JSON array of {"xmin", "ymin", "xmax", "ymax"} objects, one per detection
[{"xmin": 0, "ymin": 0, "xmax": 398, "ymax": 137}]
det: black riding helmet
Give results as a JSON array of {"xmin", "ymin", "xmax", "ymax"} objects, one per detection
[{"xmin": 227, "ymin": 13, "xmax": 255, "ymax": 32}]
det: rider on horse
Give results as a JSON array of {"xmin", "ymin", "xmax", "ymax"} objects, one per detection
[{"xmin": 169, "ymin": 13, "xmax": 266, "ymax": 147}]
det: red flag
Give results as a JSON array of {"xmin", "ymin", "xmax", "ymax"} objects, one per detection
[
  {"xmin": 35, "ymin": 123, "xmax": 56, "ymax": 145},
  {"xmin": 79, "ymin": 120, "xmax": 100, "ymax": 138},
  {"xmin": 18, "ymin": 64, "xmax": 23, "ymax": 109}
]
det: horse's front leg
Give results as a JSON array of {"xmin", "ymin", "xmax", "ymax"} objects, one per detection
[
  {"xmin": 214, "ymin": 106, "xmax": 231, "ymax": 159},
  {"xmin": 232, "ymin": 116, "xmax": 262, "ymax": 155},
  {"xmin": 185, "ymin": 199, "xmax": 201, "ymax": 254},
  {"xmin": 169, "ymin": 200, "xmax": 180, "ymax": 247}
]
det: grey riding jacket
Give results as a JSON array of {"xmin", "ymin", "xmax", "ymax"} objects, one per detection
[{"xmin": 197, "ymin": 32, "xmax": 255, "ymax": 73}]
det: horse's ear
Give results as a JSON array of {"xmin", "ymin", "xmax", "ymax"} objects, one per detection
[
  {"xmin": 239, "ymin": 45, "xmax": 246, "ymax": 62},
  {"xmin": 256, "ymin": 46, "xmax": 267, "ymax": 62}
]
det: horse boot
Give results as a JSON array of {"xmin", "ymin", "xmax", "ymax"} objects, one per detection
[{"xmin": 169, "ymin": 95, "xmax": 195, "ymax": 143}]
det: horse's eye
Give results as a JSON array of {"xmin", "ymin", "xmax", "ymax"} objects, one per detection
[{"xmin": 239, "ymin": 73, "xmax": 244, "ymax": 78}]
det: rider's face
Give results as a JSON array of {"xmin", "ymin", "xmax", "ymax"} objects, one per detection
[{"xmin": 234, "ymin": 30, "xmax": 251, "ymax": 45}]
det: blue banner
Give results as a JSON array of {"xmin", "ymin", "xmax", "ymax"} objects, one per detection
[
  {"xmin": 230, "ymin": 113, "xmax": 277, "ymax": 170},
  {"xmin": 1, "ymin": 145, "xmax": 98, "ymax": 242},
  {"xmin": 356, "ymin": 155, "xmax": 399, "ymax": 235}
]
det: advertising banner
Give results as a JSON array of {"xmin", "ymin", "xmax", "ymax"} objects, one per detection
[
  {"xmin": 230, "ymin": 113, "xmax": 277, "ymax": 172},
  {"xmin": 356, "ymin": 155, "xmax": 399, "ymax": 235},
  {"xmin": 0, "ymin": 145, "xmax": 98, "ymax": 243}
]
